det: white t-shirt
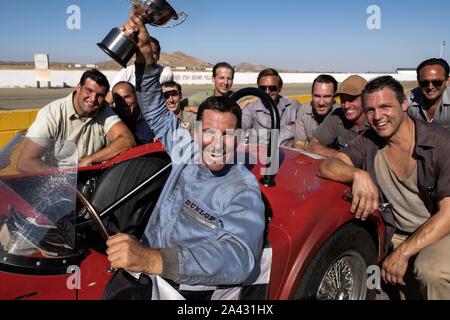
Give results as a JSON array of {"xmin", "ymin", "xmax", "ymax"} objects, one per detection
[{"xmin": 111, "ymin": 64, "xmax": 173, "ymax": 88}]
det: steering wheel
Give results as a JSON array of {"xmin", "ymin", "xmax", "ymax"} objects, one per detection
[{"xmin": 76, "ymin": 189, "xmax": 109, "ymax": 241}]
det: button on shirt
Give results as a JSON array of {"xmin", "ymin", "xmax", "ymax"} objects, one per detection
[
  {"xmin": 408, "ymin": 87, "xmax": 450, "ymax": 131},
  {"xmin": 242, "ymin": 97, "xmax": 300, "ymax": 147},
  {"xmin": 294, "ymin": 102, "xmax": 336, "ymax": 143}
]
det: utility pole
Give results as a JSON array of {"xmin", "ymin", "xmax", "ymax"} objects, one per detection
[{"xmin": 440, "ymin": 40, "xmax": 446, "ymax": 58}]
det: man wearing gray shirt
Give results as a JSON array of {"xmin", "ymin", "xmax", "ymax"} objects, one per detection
[
  {"xmin": 307, "ymin": 75, "xmax": 369, "ymax": 158},
  {"xmin": 242, "ymin": 68, "xmax": 300, "ymax": 147},
  {"xmin": 408, "ymin": 58, "xmax": 450, "ymax": 131},
  {"xmin": 294, "ymin": 75, "xmax": 338, "ymax": 150}
]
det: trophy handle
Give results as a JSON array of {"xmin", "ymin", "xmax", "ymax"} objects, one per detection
[{"xmin": 150, "ymin": 11, "xmax": 188, "ymax": 28}]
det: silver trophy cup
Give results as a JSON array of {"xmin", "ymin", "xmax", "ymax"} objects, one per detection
[{"xmin": 97, "ymin": 0, "xmax": 187, "ymax": 67}]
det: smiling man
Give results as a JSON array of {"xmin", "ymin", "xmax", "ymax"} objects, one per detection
[
  {"xmin": 318, "ymin": 76, "xmax": 450, "ymax": 300},
  {"xmin": 181, "ymin": 62, "xmax": 235, "ymax": 112},
  {"xmin": 111, "ymin": 81, "xmax": 155, "ymax": 144},
  {"xmin": 408, "ymin": 58, "xmax": 450, "ymax": 131},
  {"xmin": 242, "ymin": 68, "xmax": 300, "ymax": 147},
  {"xmin": 161, "ymin": 81, "xmax": 196, "ymax": 136},
  {"xmin": 19, "ymin": 69, "xmax": 135, "ymax": 172},
  {"xmin": 105, "ymin": 13, "xmax": 265, "ymax": 299},
  {"xmin": 307, "ymin": 75, "xmax": 369, "ymax": 158},
  {"xmin": 294, "ymin": 74, "xmax": 338, "ymax": 150}
]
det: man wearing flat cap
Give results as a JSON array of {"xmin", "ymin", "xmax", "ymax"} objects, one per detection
[{"xmin": 307, "ymin": 75, "xmax": 369, "ymax": 158}]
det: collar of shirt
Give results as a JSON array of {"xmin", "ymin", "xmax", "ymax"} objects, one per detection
[
  {"xmin": 410, "ymin": 87, "xmax": 450, "ymax": 108},
  {"xmin": 335, "ymin": 107, "xmax": 369, "ymax": 133},
  {"xmin": 367, "ymin": 117, "xmax": 436, "ymax": 155},
  {"xmin": 414, "ymin": 117, "xmax": 438, "ymax": 151},
  {"xmin": 253, "ymin": 96, "xmax": 293, "ymax": 113},
  {"xmin": 68, "ymin": 91, "xmax": 99, "ymax": 122},
  {"xmin": 305, "ymin": 103, "xmax": 338, "ymax": 123}
]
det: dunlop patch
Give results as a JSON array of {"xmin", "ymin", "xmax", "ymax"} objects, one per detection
[{"xmin": 182, "ymin": 199, "xmax": 218, "ymax": 229}]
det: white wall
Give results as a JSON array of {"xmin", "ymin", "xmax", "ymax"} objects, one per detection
[{"xmin": 0, "ymin": 69, "xmax": 418, "ymax": 88}]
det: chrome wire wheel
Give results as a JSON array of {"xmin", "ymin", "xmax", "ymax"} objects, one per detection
[{"xmin": 316, "ymin": 250, "xmax": 368, "ymax": 300}]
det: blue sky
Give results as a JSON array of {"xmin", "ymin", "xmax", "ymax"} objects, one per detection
[{"xmin": 0, "ymin": 0, "xmax": 449, "ymax": 72}]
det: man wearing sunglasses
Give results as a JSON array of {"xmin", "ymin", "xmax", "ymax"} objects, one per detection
[
  {"xmin": 408, "ymin": 58, "xmax": 450, "ymax": 131},
  {"xmin": 242, "ymin": 68, "xmax": 301, "ymax": 147}
]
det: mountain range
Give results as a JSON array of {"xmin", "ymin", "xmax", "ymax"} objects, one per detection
[{"xmin": 0, "ymin": 51, "xmax": 299, "ymax": 73}]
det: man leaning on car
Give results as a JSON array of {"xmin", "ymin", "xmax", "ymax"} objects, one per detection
[
  {"xmin": 18, "ymin": 69, "xmax": 136, "ymax": 172},
  {"xmin": 319, "ymin": 76, "xmax": 450, "ymax": 300}
]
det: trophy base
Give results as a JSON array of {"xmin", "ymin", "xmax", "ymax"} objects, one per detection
[{"xmin": 97, "ymin": 28, "xmax": 137, "ymax": 68}]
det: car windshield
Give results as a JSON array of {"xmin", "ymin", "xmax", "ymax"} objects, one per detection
[{"xmin": 0, "ymin": 133, "xmax": 78, "ymax": 259}]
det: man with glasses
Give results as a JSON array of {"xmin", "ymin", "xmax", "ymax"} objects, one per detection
[
  {"xmin": 162, "ymin": 81, "xmax": 196, "ymax": 136},
  {"xmin": 307, "ymin": 75, "xmax": 369, "ymax": 158},
  {"xmin": 293, "ymin": 75, "xmax": 338, "ymax": 150},
  {"xmin": 242, "ymin": 68, "xmax": 300, "ymax": 147},
  {"xmin": 408, "ymin": 58, "xmax": 450, "ymax": 131}
]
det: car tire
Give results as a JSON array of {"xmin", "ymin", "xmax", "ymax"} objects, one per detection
[
  {"xmin": 90, "ymin": 157, "xmax": 170, "ymax": 238},
  {"xmin": 295, "ymin": 223, "xmax": 377, "ymax": 300}
]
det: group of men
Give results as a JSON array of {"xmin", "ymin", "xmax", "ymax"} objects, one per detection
[{"xmin": 17, "ymin": 10, "xmax": 450, "ymax": 300}]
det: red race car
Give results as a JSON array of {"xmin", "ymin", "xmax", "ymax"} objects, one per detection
[{"xmin": 0, "ymin": 88, "xmax": 386, "ymax": 300}]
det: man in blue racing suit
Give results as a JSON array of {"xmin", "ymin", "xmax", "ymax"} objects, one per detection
[{"xmin": 105, "ymin": 14, "xmax": 265, "ymax": 296}]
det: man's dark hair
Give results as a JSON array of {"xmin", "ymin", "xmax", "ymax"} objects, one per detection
[
  {"xmin": 196, "ymin": 96, "xmax": 242, "ymax": 129},
  {"xmin": 362, "ymin": 76, "xmax": 406, "ymax": 106},
  {"xmin": 416, "ymin": 58, "xmax": 450, "ymax": 78},
  {"xmin": 150, "ymin": 36, "xmax": 161, "ymax": 55},
  {"xmin": 257, "ymin": 68, "xmax": 283, "ymax": 88},
  {"xmin": 312, "ymin": 74, "xmax": 338, "ymax": 94},
  {"xmin": 213, "ymin": 62, "xmax": 235, "ymax": 79},
  {"xmin": 162, "ymin": 80, "xmax": 182, "ymax": 95},
  {"xmin": 80, "ymin": 69, "xmax": 110, "ymax": 92}
]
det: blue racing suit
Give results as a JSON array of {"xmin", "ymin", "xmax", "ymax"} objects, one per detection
[{"xmin": 136, "ymin": 64, "xmax": 265, "ymax": 286}]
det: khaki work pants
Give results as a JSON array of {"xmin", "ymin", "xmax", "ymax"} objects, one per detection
[{"xmin": 391, "ymin": 233, "xmax": 450, "ymax": 300}]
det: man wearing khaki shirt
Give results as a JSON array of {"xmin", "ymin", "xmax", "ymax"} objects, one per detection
[{"xmin": 19, "ymin": 69, "xmax": 135, "ymax": 172}]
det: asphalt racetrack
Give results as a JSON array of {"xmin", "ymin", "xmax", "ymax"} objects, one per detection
[{"xmin": 0, "ymin": 84, "xmax": 313, "ymax": 110}]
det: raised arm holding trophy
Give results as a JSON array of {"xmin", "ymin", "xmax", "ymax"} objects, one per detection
[{"xmin": 97, "ymin": 0, "xmax": 187, "ymax": 67}]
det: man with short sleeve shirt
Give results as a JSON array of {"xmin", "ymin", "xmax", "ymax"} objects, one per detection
[
  {"xmin": 307, "ymin": 75, "xmax": 369, "ymax": 158},
  {"xmin": 319, "ymin": 76, "xmax": 450, "ymax": 300},
  {"xmin": 19, "ymin": 69, "xmax": 135, "ymax": 172},
  {"xmin": 294, "ymin": 74, "xmax": 338, "ymax": 150}
]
